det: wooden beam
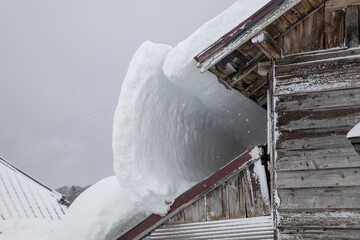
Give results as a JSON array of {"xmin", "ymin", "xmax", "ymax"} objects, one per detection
[
  {"xmin": 346, "ymin": 6, "xmax": 360, "ymax": 48},
  {"xmin": 258, "ymin": 61, "xmax": 271, "ymax": 76},
  {"xmin": 251, "ymin": 31, "xmax": 282, "ymax": 59},
  {"xmin": 229, "ymin": 54, "xmax": 265, "ymax": 87},
  {"xmin": 325, "ymin": 0, "xmax": 360, "ymax": 11},
  {"xmin": 243, "ymin": 76, "xmax": 267, "ymax": 97}
]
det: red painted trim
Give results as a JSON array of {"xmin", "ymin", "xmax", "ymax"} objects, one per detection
[
  {"xmin": 117, "ymin": 148, "xmax": 254, "ymax": 240},
  {"xmin": 194, "ymin": 0, "xmax": 285, "ymax": 63}
]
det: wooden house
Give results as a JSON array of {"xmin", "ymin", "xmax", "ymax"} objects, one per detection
[
  {"xmin": 118, "ymin": 0, "xmax": 360, "ymax": 239},
  {"xmin": 0, "ymin": 157, "xmax": 68, "ymax": 221},
  {"xmin": 117, "ymin": 147, "xmax": 274, "ymax": 239}
]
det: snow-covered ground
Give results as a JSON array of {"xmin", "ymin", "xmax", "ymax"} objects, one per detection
[
  {"xmin": 0, "ymin": 219, "xmax": 56, "ymax": 240},
  {"xmin": 1, "ymin": 0, "xmax": 268, "ymax": 239}
]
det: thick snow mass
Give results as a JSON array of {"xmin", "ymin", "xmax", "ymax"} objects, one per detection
[
  {"xmin": 44, "ymin": 1, "xmax": 268, "ymax": 239},
  {"xmin": 113, "ymin": 41, "xmax": 251, "ymax": 215},
  {"xmin": 49, "ymin": 176, "xmax": 148, "ymax": 240},
  {"xmin": 0, "ymin": 219, "xmax": 55, "ymax": 240}
]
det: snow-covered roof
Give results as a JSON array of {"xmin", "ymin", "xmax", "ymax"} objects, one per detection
[
  {"xmin": 117, "ymin": 147, "xmax": 263, "ymax": 240},
  {"xmin": 0, "ymin": 157, "xmax": 68, "ymax": 221},
  {"xmin": 195, "ymin": 0, "xmax": 302, "ymax": 72}
]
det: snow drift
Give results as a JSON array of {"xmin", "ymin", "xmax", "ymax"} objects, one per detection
[
  {"xmin": 49, "ymin": 0, "xmax": 268, "ymax": 239},
  {"xmin": 112, "ymin": 41, "xmax": 249, "ymax": 215}
]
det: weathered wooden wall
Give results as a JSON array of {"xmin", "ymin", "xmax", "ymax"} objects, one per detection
[
  {"xmin": 272, "ymin": 49, "xmax": 360, "ymax": 239},
  {"xmin": 164, "ymin": 160, "xmax": 271, "ymax": 225},
  {"xmin": 278, "ymin": 2, "xmax": 360, "ymax": 55}
]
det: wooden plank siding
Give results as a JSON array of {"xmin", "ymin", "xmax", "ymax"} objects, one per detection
[
  {"xmin": 163, "ymin": 159, "xmax": 270, "ymax": 225},
  {"xmin": 272, "ymin": 49, "xmax": 360, "ymax": 238}
]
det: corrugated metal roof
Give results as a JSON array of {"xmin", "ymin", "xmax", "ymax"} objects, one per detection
[
  {"xmin": 144, "ymin": 215, "xmax": 274, "ymax": 240},
  {"xmin": 0, "ymin": 157, "xmax": 68, "ymax": 221}
]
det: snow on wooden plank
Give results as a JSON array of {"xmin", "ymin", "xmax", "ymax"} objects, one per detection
[
  {"xmin": 275, "ymin": 55, "xmax": 360, "ymax": 95},
  {"xmin": 278, "ymin": 210, "xmax": 360, "ymax": 229}
]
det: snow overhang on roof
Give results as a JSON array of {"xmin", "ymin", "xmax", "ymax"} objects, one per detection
[
  {"xmin": 193, "ymin": 0, "xmax": 329, "ymax": 109},
  {"xmin": 194, "ymin": 0, "xmax": 301, "ymax": 73},
  {"xmin": 117, "ymin": 147, "xmax": 264, "ymax": 240}
]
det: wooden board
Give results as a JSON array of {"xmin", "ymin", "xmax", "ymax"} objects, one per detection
[
  {"xmin": 279, "ymin": 6, "xmax": 325, "ymax": 55},
  {"xmin": 275, "ymin": 88, "xmax": 360, "ymax": 111},
  {"xmin": 205, "ymin": 184, "xmax": 227, "ymax": 221},
  {"xmin": 278, "ymin": 210, "xmax": 360, "ymax": 228},
  {"xmin": 242, "ymin": 165, "xmax": 271, "ymax": 217},
  {"xmin": 294, "ymin": 0, "xmax": 313, "ymax": 17},
  {"xmin": 279, "ymin": 228, "xmax": 360, "ymax": 239},
  {"xmin": 276, "ymin": 148, "xmax": 360, "ymax": 171},
  {"xmin": 275, "ymin": 57, "xmax": 360, "ymax": 95},
  {"xmin": 326, "ymin": 0, "xmax": 360, "ymax": 11},
  {"xmin": 183, "ymin": 197, "xmax": 205, "ymax": 223},
  {"xmin": 325, "ymin": 9, "xmax": 345, "ymax": 49},
  {"xmin": 276, "ymin": 107, "xmax": 360, "ymax": 131},
  {"xmin": 226, "ymin": 174, "xmax": 246, "ymax": 219},
  {"xmin": 307, "ymin": 0, "xmax": 325, "ymax": 9},
  {"xmin": 278, "ymin": 187, "xmax": 360, "ymax": 209},
  {"xmin": 346, "ymin": 6, "xmax": 360, "ymax": 48},
  {"xmin": 276, "ymin": 168, "xmax": 360, "ymax": 188},
  {"xmin": 276, "ymin": 128, "xmax": 352, "ymax": 151}
]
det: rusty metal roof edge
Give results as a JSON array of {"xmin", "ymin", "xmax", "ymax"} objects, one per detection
[
  {"xmin": 198, "ymin": 0, "xmax": 302, "ymax": 73},
  {"xmin": 117, "ymin": 147, "xmax": 261, "ymax": 240},
  {"xmin": 194, "ymin": 0, "xmax": 285, "ymax": 63}
]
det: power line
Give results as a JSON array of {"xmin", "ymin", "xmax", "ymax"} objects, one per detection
[
  {"xmin": 23, "ymin": 135, "xmax": 111, "ymax": 169},
  {"xmin": 0, "ymin": 97, "xmax": 118, "ymax": 152}
]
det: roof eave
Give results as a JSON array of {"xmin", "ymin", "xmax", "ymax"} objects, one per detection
[{"xmin": 195, "ymin": 0, "xmax": 302, "ymax": 73}]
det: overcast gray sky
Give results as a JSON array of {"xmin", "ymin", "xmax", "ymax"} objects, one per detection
[{"xmin": 0, "ymin": 0, "xmax": 237, "ymax": 188}]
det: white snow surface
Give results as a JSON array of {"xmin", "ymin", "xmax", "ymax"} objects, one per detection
[
  {"xmin": 36, "ymin": 1, "xmax": 268, "ymax": 239},
  {"xmin": 347, "ymin": 122, "xmax": 360, "ymax": 138},
  {"xmin": 49, "ymin": 176, "xmax": 148, "ymax": 240},
  {"xmin": 0, "ymin": 219, "xmax": 56, "ymax": 240}
]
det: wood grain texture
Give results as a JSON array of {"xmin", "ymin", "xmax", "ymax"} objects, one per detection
[
  {"xmin": 276, "ymin": 128, "xmax": 352, "ymax": 151},
  {"xmin": 275, "ymin": 57, "xmax": 360, "ymax": 95},
  {"xmin": 226, "ymin": 175, "xmax": 246, "ymax": 219},
  {"xmin": 276, "ymin": 148, "xmax": 360, "ymax": 171},
  {"xmin": 326, "ymin": 0, "xmax": 360, "ymax": 11},
  {"xmin": 205, "ymin": 184, "xmax": 227, "ymax": 221},
  {"xmin": 346, "ymin": 6, "xmax": 360, "ymax": 48},
  {"xmin": 307, "ymin": 0, "xmax": 325, "ymax": 9},
  {"xmin": 276, "ymin": 107, "xmax": 360, "ymax": 131},
  {"xmin": 294, "ymin": 0, "xmax": 313, "ymax": 17},
  {"xmin": 276, "ymin": 168, "xmax": 360, "ymax": 188},
  {"xmin": 273, "ymin": 15, "xmax": 291, "ymax": 33},
  {"xmin": 325, "ymin": 10, "xmax": 345, "ymax": 49},
  {"xmin": 278, "ymin": 187, "xmax": 360, "ymax": 209},
  {"xmin": 183, "ymin": 197, "xmax": 205, "ymax": 223},
  {"xmin": 278, "ymin": 210, "xmax": 360, "ymax": 228},
  {"xmin": 275, "ymin": 88, "xmax": 360, "ymax": 111},
  {"xmin": 279, "ymin": 228, "xmax": 360, "ymax": 239},
  {"xmin": 242, "ymin": 165, "xmax": 271, "ymax": 217}
]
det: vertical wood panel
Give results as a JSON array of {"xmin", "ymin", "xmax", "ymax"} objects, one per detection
[
  {"xmin": 346, "ymin": 6, "xmax": 360, "ymax": 48},
  {"xmin": 183, "ymin": 197, "xmax": 205, "ymax": 222},
  {"xmin": 226, "ymin": 175, "xmax": 246, "ymax": 219},
  {"xmin": 325, "ymin": 10, "xmax": 345, "ymax": 48},
  {"xmin": 205, "ymin": 184, "xmax": 227, "ymax": 221}
]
